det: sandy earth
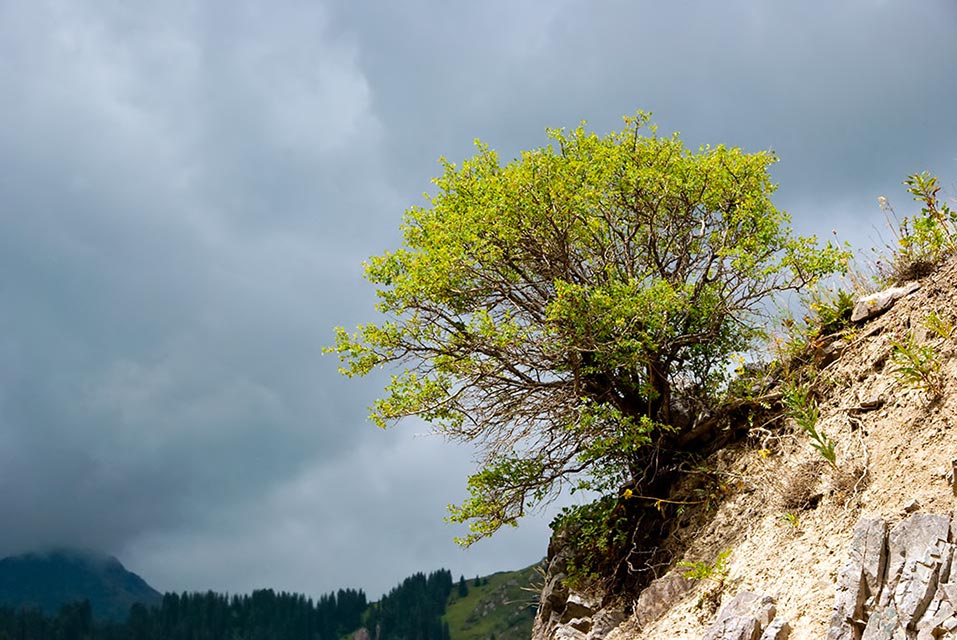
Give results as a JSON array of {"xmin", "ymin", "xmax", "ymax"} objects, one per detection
[{"xmin": 608, "ymin": 258, "xmax": 957, "ymax": 639}]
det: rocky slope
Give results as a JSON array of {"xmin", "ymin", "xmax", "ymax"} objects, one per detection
[{"xmin": 533, "ymin": 256, "xmax": 957, "ymax": 640}]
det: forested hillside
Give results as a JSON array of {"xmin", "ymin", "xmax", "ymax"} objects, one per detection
[
  {"xmin": 364, "ymin": 569, "xmax": 453, "ymax": 640},
  {"xmin": 443, "ymin": 565, "xmax": 539, "ymax": 640},
  {"xmin": 0, "ymin": 564, "xmax": 538, "ymax": 640}
]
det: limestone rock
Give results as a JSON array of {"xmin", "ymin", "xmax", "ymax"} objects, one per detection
[
  {"xmin": 703, "ymin": 592, "xmax": 780, "ymax": 640},
  {"xmin": 634, "ymin": 573, "xmax": 695, "ymax": 628},
  {"xmin": 851, "ymin": 282, "xmax": 920, "ymax": 322},
  {"xmin": 533, "ymin": 572, "xmax": 623, "ymax": 640},
  {"xmin": 587, "ymin": 608, "xmax": 626, "ymax": 640},
  {"xmin": 561, "ymin": 593, "xmax": 599, "ymax": 623},
  {"xmin": 826, "ymin": 511, "xmax": 957, "ymax": 639},
  {"xmin": 759, "ymin": 618, "xmax": 791, "ymax": 640},
  {"xmin": 828, "ymin": 517, "xmax": 888, "ymax": 640}
]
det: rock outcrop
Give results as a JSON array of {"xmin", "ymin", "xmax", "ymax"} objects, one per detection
[
  {"xmin": 537, "ymin": 511, "xmax": 957, "ymax": 640},
  {"xmin": 634, "ymin": 573, "xmax": 695, "ymax": 628},
  {"xmin": 828, "ymin": 512, "xmax": 957, "ymax": 639},
  {"xmin": 703, "ymin": 592, "xmax": 790, "ymax": 640},
  {"xmin": 532, "ymin": 533, "xmax": 626, "ymax": 640},
  {"xmin": 533, "ymin": 573, "xmax": 625, "ymax": 640}
]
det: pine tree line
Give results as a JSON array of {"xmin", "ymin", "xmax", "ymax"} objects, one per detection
[
  {"xmin": 0, "ymin": 586, "xmax": 368, "ymax": 640},
  {"xmin": 0, "ymin": 569, "xmax": 458, "ymax": 640}
]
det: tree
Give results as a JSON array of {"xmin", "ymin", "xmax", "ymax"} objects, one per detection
[{"xmin": 332, "ymin": 112, "xmax": 848, "ymax": 545}]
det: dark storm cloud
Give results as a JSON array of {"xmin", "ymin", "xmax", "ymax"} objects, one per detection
[
  {"xmin": 0, "ymin": 0, "xmax": 955, "ymax": 599},
  {"xmin": 331, "ymin": 0, "xmax": 957, "ymax": 234},
  {"xmin": 0, "ymin": 0, "xmax": 386, "ymax": 556}
]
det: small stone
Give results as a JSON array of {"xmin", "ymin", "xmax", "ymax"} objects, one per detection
[
  {"xmin": 859, "ymin": 393, "xmax": 884, "ymax": 410},
  {"xmin": 905, "ymin": 499, "xmax": 923, "ymax": 513},
  {"xmin": 851, "ymin": 282, "xmax": 920, "ymax": 322}
]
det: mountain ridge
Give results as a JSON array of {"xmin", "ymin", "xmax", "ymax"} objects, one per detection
[{"xmin": 0, "ymin": 548, "xmax": 162, "ymax": 621}]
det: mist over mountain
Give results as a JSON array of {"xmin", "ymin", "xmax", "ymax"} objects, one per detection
[{"xmin": 0, "ymin": 549, "xmax": 161, "ymax": 621}]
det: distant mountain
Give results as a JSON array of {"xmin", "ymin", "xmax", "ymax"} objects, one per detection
[{"xmin": 0, "ymin": 549, "xmax": 162, "ymax": 621}]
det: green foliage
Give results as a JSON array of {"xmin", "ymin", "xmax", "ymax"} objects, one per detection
[
  {"xmin": 768, "ymin": 283, "xmax": 856, "ymax": 375},
  {"xmin": 889, "ymin": 330, "xmax": 943, "ymax": 397},
  {"xmin": 549, "ymin": 496, "xmax": 635, "ymax": 589},
  {"xmin": 782, "ymin": 383, "xmax": 837, "ymax": 465},
  {"xmin": 331, "ymin": 111, "xmax": 849, "ymax": 544},
  {"xmin": 677, "ymin": 549, "xmax": 731, "ymax": 582},
  {"xmin": 881, "ymin": 172, "xmax": 956, "ymax": 282},
  {"xmin": 806, "ymin": 287, "xmax": 855, "ymax": 335}
]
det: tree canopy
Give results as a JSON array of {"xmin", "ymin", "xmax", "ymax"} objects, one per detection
[{"xmin": 332, "ymin": 112, "xmax": 848, "ymax": 545}]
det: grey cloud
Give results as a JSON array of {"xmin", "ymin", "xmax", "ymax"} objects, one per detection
[
  {"xmin": 125, "ymin": 427, "xmax": 556, "ymax": 598},
  {"xmin": 0, "ymin": 0, "xmax": 385, "ymax": 557}
]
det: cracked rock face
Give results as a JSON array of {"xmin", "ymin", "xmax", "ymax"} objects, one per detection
[
  {"xmin": 634, "ymin": 573, "xmax": 695, "ymax": 628},
  {"xmin": 702, "ymin": 592, "xmax": 790, "ymax": 640},
  {"xmin": 828, "ymin": 512, "xmax": 957, "ymax": 639},
  {"xmin": 532, "ymin": 549, "xmax": 625, "ymax": 640}
]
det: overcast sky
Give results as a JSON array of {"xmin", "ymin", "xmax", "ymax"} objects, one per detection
[{"xmin": 1, "ymin": 0, "xmax": 955, "ymax": 600}]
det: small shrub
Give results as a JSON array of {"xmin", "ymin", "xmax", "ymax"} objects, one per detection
[
  {"xmin": 806, "ymin": 287, "xmax": 855, "ymax": 335},
  {"xmin": 880, "ymin": 172, "xmax": 956, "ymax": 283},
  {"xmin": 888, "ymin": 331, "xmax": 943, "ymax": 397},
  {"xmin": 768, "ymin": 285, "xmax": 855, "ymax": 375}
]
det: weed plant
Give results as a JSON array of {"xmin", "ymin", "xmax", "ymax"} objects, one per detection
[
  {"xmin": 781, "ymin": 383, "xmax": 837, "ymax": 466},
  {"xmin": 889, "ymin": 331, "xmax": 943, "ymax": 397},
  {"xmin": 678, "ymin": 549, "xmax": 731, "ymax": 582}
]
